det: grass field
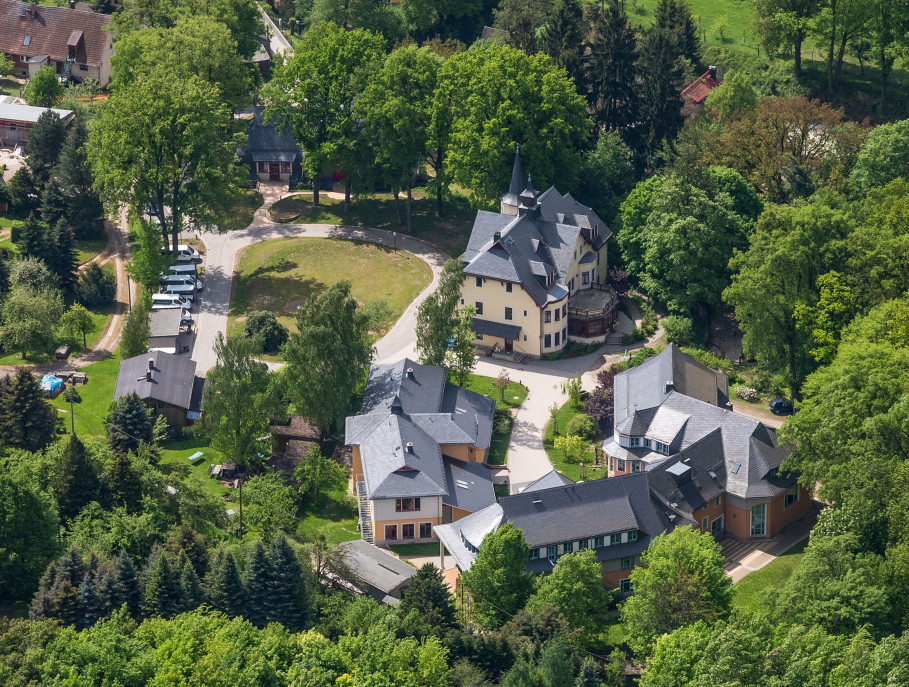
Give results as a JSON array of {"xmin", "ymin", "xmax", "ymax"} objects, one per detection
[
  {"xmin": 0, "ymin": 300, "xmax": 113, "ymax": 366},
  {"xmin": 52, "ymin": 355, "xmax": 120, "ymax": 437},
  {"xmin": 221, "ymin": 188, "xmax": 264, "ymax": 231},
  {"xmin": 271, "ymin": 191, "xmax": 477, "ymax": 257},
  {"xmin": 229, "ymin": 237, "xmax": 432, "ymax": 346},
  {"xmin": 389, "ymin": 542, "xmax": 447, "ymax": 558},
  {"xmin": 543, "ymin": 400, "xmax": 605, "ymax": 482},
  {"xmin": 732, "ymin": 538, "xmax": 808, "ymax": 614},
  {"xmin": 299, "ymin": 484, "xmax": 360, "ymax": 546},
  {"xmin": 463, "ymin": 373, "xmax": 529, "ymax": 466},
  {"xmin": 159, "ymin": 438, "xmax": 232, "ymax": 500}
]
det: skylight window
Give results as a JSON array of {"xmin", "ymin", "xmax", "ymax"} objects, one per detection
[
  {"xmin": 731, "ymin": 463, "xmax": 741, "ymax": 474},
  {"xmin": 23, "ymin": 36, "xmax": 31, "ymax": 47}
]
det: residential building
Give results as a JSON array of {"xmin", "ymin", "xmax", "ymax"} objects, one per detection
[
  {"xmin": 0, "ymin": 0, "xmax": 114, "ymax": 86},
  {"xmin": 681, "ymin": 66, "xmax": 721, "ymax": 119},
  {"xmin": 460, "ymin": 149, "xmax": 618, "ymax": 359},
  {"xmin": 337, "ymin": 539, "xmax": 418, "ymax": 605},
  {"xmin": 345, "ymin": 358, "xmax": 498, "ymax": 546},
  {"xmin": 0, "ymin": 102, "xmax": 73, "ymax": 148},
  {"xmin": 435, "ymin": 470, "xmax": 685, "ymax": 591},
  {"xmin": 239, "ymin": 106, "xmax": 302, "ymax": 187},
  {"xmin": 605, "ymin": 344, "xmax": 811, "ymax": 538},
  {"xmin": 113, "ymin": 351, "xmax": 206, "ymax": 430}
]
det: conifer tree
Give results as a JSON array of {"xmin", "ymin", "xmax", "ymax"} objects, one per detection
[
  {"xmin": 50, "ymin": 577, "xmax": 81, "ymax": 627},
  {"xmin": 52, "ymin": 435, "xmax": 100, "ymax": 522},
  {"xmin": 112, "ymin": 552, "xmax": 142, "ymax": 618},
  {"xmin": 25, "ymin": 109, "xmax": 66, "ymax": 185},
  {"xmin": 47, "ymin": 220, "xmax": 78, "ymax": 291},
  {"xmin": 0, "ymin": 367, "xmax": 58, "ymax": 452},
  {"xmin": 177, "ymin": 551, "xmax": 203, "ymax": 613},
  {"xmin": 399, "ymin": 563, "xmax": 457, "ymax": 630},
  {"xmin": 77, "ymin": 571, "xmax": 100, "ymax": 629},
  {"xmin": 205, "ymin": 549, "xmax": 246, "ymax": 618},
  {"xmin": 166, "ymin": 525, "xmax": 210, "ymax": 578},
  {"xmin": 41, "ymin": 176, "xmax": 69, "ymax": 228},
  {"xmin": 585, "ymin": 3, "xmax": 639, "ymax": 134},
  {"xmin": 93, "ymin": 563, "xmax": 119, "ymax": 620},
  {"xmin": 15, "ymin": 212, "xmax": 47, "ymax": 261},
  {"xmin": 653, "ymin": 0, "xmax": 702, "ymax": 68},
  {"xmin": 54, "ymin": 118, "xmax": 104, "ymax": 238},
  {"xmin": 266, "ymin": 534, "xmax": 309, "ymax": 631},
  {"xmin": 56, "ymin": 546, "xmax": 86, "ymax": 586},
  {"xmin": 242, "ymin": 541, "xmax": 272, "ymax": 628},
  {"xmin": 6, "ymin": 166, "xmax": 39, "ymax": 212},
  {"xmin": 106, "ymin": 392, "xmax": 154, "ymax": 455},
  {"xmin": 29, "ymin": 562, "xmax": 59, "ymax": 620},
  {"xmin": 637, "ymin": 26, "xmax": 686, "ymax": 157},
  {"xmin": 576, "ymin": 658, "xmax": 601, "ymax": 687},
  {"xmin": 108, "ymin": 452, "xmax": 143, "ymax": 512},
  {"xmin": 143, "ymin": 549, "xmax": 182, "ymax": 618},
  {"xmin": 543, "ymin": 0, "xmax": 584, "ymax": 86}
]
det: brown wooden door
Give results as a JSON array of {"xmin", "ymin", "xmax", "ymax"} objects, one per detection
[
  {"xmin": 504, "ymin": 339, "xmax": 513, "ymax": 352},
  {"xmin": 269, "ymin": 163, "xmax": 280, "ymax": 181}
]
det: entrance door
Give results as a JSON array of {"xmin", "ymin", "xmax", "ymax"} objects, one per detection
[
  {"xmin": 711, "ymin": 515, "xmax": 724, "ymax": 537},
  {"xmin": 504, "ymin": 339, "xmax": 513, "ymax": 352},
  {"xmin": 269, "ymin": 163, "xmax": 280, "ymax": 181}
]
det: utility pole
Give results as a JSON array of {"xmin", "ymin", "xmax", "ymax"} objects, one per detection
[{"xmin": 238, "ymin": 477, "xmax": 244, "ymax": 539}]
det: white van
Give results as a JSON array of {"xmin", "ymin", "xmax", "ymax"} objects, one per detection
[
  {"xmin": 162, "ymin": 244, "xmax": 202, "ymax": 263},
  {"xmin": 151, "ymin": 293, "xmax": 192, "ymax": 309},
  {"xmin": 161, "ymin": 283, "xmax": 195, "ymax": 301},
  {"xmin": 167, "ymin": 264, "xmax": 198, "ymax": 277},
  {"xmin": 162, "ymin": 274, "xmax": 203, "ymax": 291}
]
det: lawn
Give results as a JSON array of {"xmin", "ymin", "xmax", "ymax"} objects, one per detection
[
  {"xmin": 271, "ymin": 191, "xmax": 477, "ymax": 256},
  {"xmin": 220, "ymin": 187, "xmax": 263, "ymax": 231},
  {"xmin": 388, "ymin": 542, "xmax": 447, "ymax": 558},
  {"xmin": 75, "ymin": 237, "xmax": 108, "ymax": 265},
  {"xmin": 543, "ymin": 400, "xmax": 606, "ymax": 483},
  {"xmin": 299, "ymin": 484, "xmax": 361, "ymax": 546},
  {"xmin": 52, "ymin": 355, "xmax": 120, "ymax": 437},
  {"xmin": 159, "ymin": 438, "xmax": 231, "ymax": 501},
  {"xmin": 0, "ymin": 299, "xmax": 112, "ymax": 366},
  {"xmin": 229, "ymin": 237, "xmax": 432, "ymax": 348},
  {"xmin": 629, "ymin": 0, "xmax": 759, "ymax": 58},
  {"xmin": 732, "ymin": 538, "xmax": 808, "ymax": 615},
  {"xmin": 463, "ymin": 373, "xmax": 528, "ymax": 466}
]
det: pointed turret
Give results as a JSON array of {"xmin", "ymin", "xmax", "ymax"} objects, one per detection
[
  {"xmin": 518, "ymin": 174, "xmax": 540, "ymax": 217},
  {"xmin": 499, "ymin": 145, "xmax": 524, "ymax": 215}
]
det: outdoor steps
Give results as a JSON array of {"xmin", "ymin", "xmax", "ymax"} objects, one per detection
[
  {"xmin": 719, "ymin": 536, "xmax": 762, "ymax": 571},
  {"xmin": 356, "ymin": 482, "xmax": 374, "ymax": 544},
  {"xmin": 491, "ymin": 350, "xmax": 526, "ymax": 364},
  {"xmin": 605, "ymin": 333, "xmax": 623, "ymax": 345}
]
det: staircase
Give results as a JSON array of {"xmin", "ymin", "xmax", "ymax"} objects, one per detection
[
  {"xmin": 491, "ymin": 350, "xmax": 526, "ymax": 364},
  {"xmin": 356, "ymin": 481, "xmax": 374, "ymax": 544},
  {"xmin": 61, "ymin": 54, "xmax": 75, "ymax": 86}
]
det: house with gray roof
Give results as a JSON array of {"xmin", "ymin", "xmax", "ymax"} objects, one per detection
[
  {"xmin": 459, "ymin": 148, "xmax": 619, "ymax": 360},
  {"xmin": 605, "ymin": 344, "xmax": 811, "ymax": 539},
  {"xmin": 346, "ymin": 358, "xmax": 498, "ymax": 546},
  {"xmin": 435, "ymin": 471, "xmax": 686, "ymax": 593},
  {"xmin": 239, "ymin": 107, "xmax": 302, "ymax": 187},
  {"xmin": 337, "ymin": 539, "xmax": 418, "ymax": 605},
  {"xmin": 114, "ymin": 351, "xmax": 206, "ymax": 431}
]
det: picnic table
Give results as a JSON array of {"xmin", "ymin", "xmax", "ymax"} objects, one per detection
[{"xmin": 187, "ymin": 451, "xmax": 204, "ymax": 463}]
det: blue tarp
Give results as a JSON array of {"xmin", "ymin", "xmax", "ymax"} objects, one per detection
[{"xmin": 40, "ymin": 374, "xmax": 63, "ymax": 395}]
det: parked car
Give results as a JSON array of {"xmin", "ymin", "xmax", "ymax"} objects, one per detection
[
  {"xmin": 160, "ymin": 283, "xmax": 195, "ymax": 302},
  {"xmin": 162, "ymin": 274, "xmax": 203, "ymax": 291},
  {"xmin": 162, "ymin": 244, "xmax": 201, "ymax": 263},
  {"xmin": 166, "ymin": 264, "xmax": 198, "ymax": 277},
  {"xmin": 151, "ymin": 293, "xmax": 192, "ymax": 310},
  {"xmin": 769, "ymin": 398, "xmax": 794, "ymax": 415}
]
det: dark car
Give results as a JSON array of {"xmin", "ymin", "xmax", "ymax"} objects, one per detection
[{"xmin": 769, "ymin": 398, "xmax": 794, "ymax": 415}]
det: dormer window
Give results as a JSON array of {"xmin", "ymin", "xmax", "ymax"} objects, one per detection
[
  {"xmin": 655, "ymin": 441, "xmax": 669, "ymax": 455},
  {"xmin": 629, "ymin": 437, "xmax": 640, "ymax": 448}
]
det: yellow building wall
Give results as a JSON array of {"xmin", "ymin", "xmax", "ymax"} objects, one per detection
[
  {"xmin": 460, "ymin": 276, "xmax": 544, "ymax": 357},
  {"xmin": 440, "ymin": 444, "xmax": 486, "ymax": 463}
]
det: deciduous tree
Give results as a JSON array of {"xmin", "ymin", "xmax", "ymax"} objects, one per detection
[
  {"xmin": 292, "ymin": 444, "xmax": 347, "ymax": 511},
  {"xmin": 119, "ymin": 294, "xmax": 152, "ymax": 360},
  {"xmin": 24, "ymin": 66, "xmax": 64, "ymax": 108},
  {"xmin": 753, "ymin": 0, "xmax": 822, "ymax": 78},
  {"xmin": 1, "ymin": 285, "xmax": 64, "ymax": 359},
  {"xmin": 493, "ymin": 0, "xmax": 550, "ymax": 53},
  {"xmin": 127, "ymin": 217, "xmax": 173, "ymax": 292},
  {"xmin": 416, "ymin": 259, "xmax": 464, "ymax": 366},
  {"xmin": 445, "ymin": 305, "xmax": 477, "ymax": 387},
  {"xmin": 0, "ymin": 472, "xmax": 58, "ymax": 603}
]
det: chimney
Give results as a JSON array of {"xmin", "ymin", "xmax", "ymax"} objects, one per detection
[
  {"xmin": 405, "ymin": 442, "xmax": 414, "ymax": 453},
  {"xmin": 406, "ymin": 367, "xmax": 414, "ymax": 378},
  {"xmin": 708, "ymin": 65, "xmax": 717, "ymax": 81},
  {"xmin": 148, "ymin": 357, "xmax": 154, "ymax": 371},
  {"xmin": 145, "ymin": 371, "xmax": 151, "ymax": 382},
  {"xmin": 725, "ymin": 401, "xmax": 733, "ymax": 410},
  {"xmin": 666, "ymin": 380, "xmax": 674, "ymax": 393},
  {"xmin": 69, "ymin": 0, "xmax": 75, "ymax": 8},
  {"xmin": 493, "ymin": 231, "xmax": 501, "ymax": 242}
]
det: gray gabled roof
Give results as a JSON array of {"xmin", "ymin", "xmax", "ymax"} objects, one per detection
[
  {"xmin": 114, "ymin": 351, "xmax": 197, "ymax": 410},
  {"xmin": 521, "ymin": 470, "xmax": 575, "ymax": 493},
  {"xmin": 443, "ymin": 456, "xmax": 497, "ymax": 513},
  {"xmin": 614, "ymin": 343, "xmax": 730, "ymax": 422},
  {"xmin": 337, "ymin": 540, "xmax": 417, "ymax": 594},
  {"xmin": 243, "ymin": 107, "xmax": 302, "ymax": 162}
]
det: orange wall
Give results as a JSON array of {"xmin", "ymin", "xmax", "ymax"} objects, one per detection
[
  {"xmin": 601, "ymin": 568, "xmax": 632, "ymax": 589},
  {"xmin": 374, "ymin": 516, "xmax": 441, "ymax": 544},
  {"xmin": 768, "ymin": 485, "xmax": 811, "ymax": 535},
  {"xmin": 692, "ymin": 494, "xmax": 725, "ymax": 533},
  {"xmin": 440, "ymin": 444, "xmax": 487, "ymax": 463}
]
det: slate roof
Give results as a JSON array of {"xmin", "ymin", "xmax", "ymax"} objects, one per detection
[
  {"xmin": 435, "ymin": 473, "xmax": 684, "ymax": 572},
  {"xmin": 346, "ymin": 359, "xmax": 496, "ymax": 509},
  {"xmin": 114, "ymin": 351, "xmax": 198, "ymax": 410},
  {"xmin": 614, "ymin": 343, "xmax": 729, "ymax": 422},
  {"xmin": 338, "ymin": 539, "xmax": 417, "ymax": 594},
  {"xmin": 462, "ymin": 151, "xmax": 612, "ymax": 307},
  {"xmin": 0, "ymin": 0, "xmax": 110, "ymax": 67},
  {"xmin": 521, "ymin": 470, "xmax": 575, "ymax": 493},
  {"xmin": 242, "ymin": 107, "xmax": 302, "ymax": 163}
]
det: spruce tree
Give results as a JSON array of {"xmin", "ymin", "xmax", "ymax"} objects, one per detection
[
  {"xmin": 112, "ymin": 552, "xmax": 142, "ymax": 618},
  {"xmin": 266, "ymin": 534, "xmax": 309, "ymax": 631},
  {"xmin": 50, "ymin": 577, "xmax": 81, "ymax": 627},
  {"xmin": 29, "ymin": 561, "xmax": 59, "ymax": 620},
  {"xmin": 108, "ymin": 452, "xmax": 143, "ymax": 512},
  {"xmin": 47, "ymin": 220, "xmax": 78, "ymax": 292},
  {"xmin": 637, "ymin": 27, "xmax": 686, "ymax": 157},
  {"xmin": 205, "ymin": 549, "xmax": 246, "ymax": 618},
  {"xmin": 41, "ymin": 176, "xmax": 69, "ymax": 228},
  {"xmin": 166, "ymin": 525, "xmax": 210, "ymax": 578},
  {"xmin": 143, "ymin": 550, "xmax": 182, "ymax": 618},
  {"xmin": 585, "ymin": 4, "xmax": 639, "ymax": 134},
  {"xmin": 75, "ymin": 261, "xmax": 116, "ymax": 308},
  {"xmin": 77, "ymin": 571, "xmax": 100, "ymax": 629},
  {"xmin": 399, "ymin": 563, "xmax": 457, "ymax": 630},
  {"xmin": 575, "ymin": 659, "xmax": 600, "ymax": 687},
  {"xmin": 15, "ymin": 212, "xmax": 47, "ymax": 261},
  {"xmin": 25, "ymin": 109, "xmax": 66, "ymax": 185},
  {"xmin": 0, "ymin": 367, "xmax": 58, "ymax": 452},
  {"xmin": 242, "ymin": 541, "xmax": 272, "ymax": 628},
  {"xmin": 6, "ymin": 166, "xmax": 39, "ymax": 213},
  {"xmin": 543, "ymin": 0, "xmax": 584, "ymax": 86},
  {"xmin": 54, "ymin": 118, "xmax": 104, "ymax": 238},
  {"xmin": 93, "ymin": 563, "xmax": 119, "ymax": 620},
  {"xmin": 52, "ymin": 435, "xmax": 100, "ymax": 522},
  {"xmin": 118, "ymin": 297, "xmax": 152, "ymax": 361},
  {"xmin": 177, "ymin": 552, "xmax": 203, "ymax": 613},
  {"xmin": 56, "ymin": 546, "xmax": 86, "ymax": 586},
  {"xmin": 106, "ymin": 392, "xmax": 155, "ymax": 455},
  {"xmin": 653, "ymin": 0, "xmax": 701, "ymax": 68}
]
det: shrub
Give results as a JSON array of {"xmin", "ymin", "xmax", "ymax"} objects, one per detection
[
  {"xmin": 493, "ymin": 407, "xmax": 512, "ymax": 434},
  {"xmin": 662, "ymin": 315, "xmax": 694, "ymax": 346},
  {"xmin": 615, "ymin": 346, "xmax": 660, "ymax": 372},
  {"xmin": 75, "ymin": 262, "xmax": 116, "ymax": 307},
  {"xmin": 566, "ymin": 413, "xmax": 597, "ymax": 441},
  {"xmin": 360, "ymin": 297, "xmax": 394, "ymax": 333},
  {"xmin": 679, "ymin": 347, "xmax": 734, "ymax": 377},
  {"xmin": 244, "ymin": 310, "xmax": 289, "ymax": 352},
  {"xmin": 735, "ymin": 386, "xmax": 760, "ymax": 402}
]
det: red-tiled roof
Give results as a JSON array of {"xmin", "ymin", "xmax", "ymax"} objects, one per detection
[
  {"xmin": 681, "ymin": 70, "xmax": 721, "ymax": 104},
  {"xmin": 0, "ymin": 0, "xmax": 110, "ymax": 67}
]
